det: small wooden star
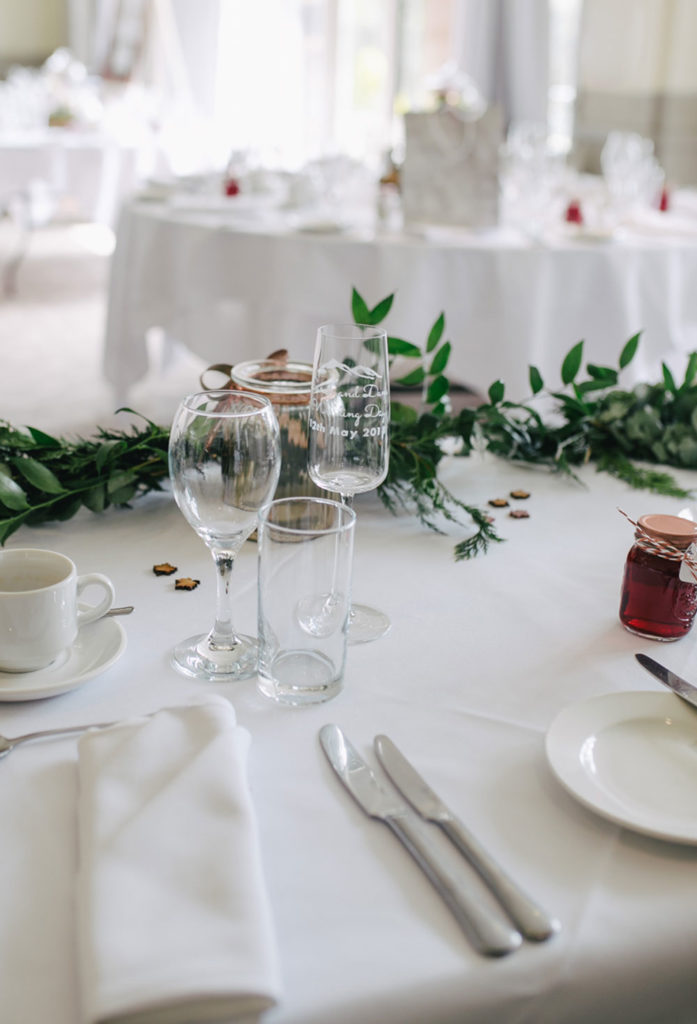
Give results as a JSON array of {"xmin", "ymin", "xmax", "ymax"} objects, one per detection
[
  {"xmin": 509, "ymin": 509, "xmax": 530, "ymax": 519},
  {"xmin": 175, "ymin": 577, "xmax": 200, "ymax": 591},
  {"xmin": 509, "ymin": 489, "xmax": 530, "ymax": 500},
  {"xmin": 153, "ymin": 562, "xmax": 177, "ymax": 576},
  {"xmin": 488, "ymin": 498, "xmax": 509, "ymax": 508}
]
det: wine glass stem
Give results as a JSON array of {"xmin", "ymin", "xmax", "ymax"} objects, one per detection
[{"xmin": 210, "ymin": 548, "xmax": 241, "ymax": 649}]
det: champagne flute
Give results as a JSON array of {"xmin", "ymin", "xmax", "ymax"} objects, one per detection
[
  {"xmin": 307, "ymin": 323, "xmax": 390, "ymax": 644},
  {"xmin": 168, "ymin": 390, "xmax": 281, "ymax": 680}
]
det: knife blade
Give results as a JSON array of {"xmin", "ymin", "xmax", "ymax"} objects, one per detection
[
  {"xmin": 319, "ymin": 724, "xmax": 521, "ymax": 956},
  {"xmin": 635, "ymin": 652, "xmax": 697, "ymax": 709},
  {"xmin": 374, "ymin": 734, "xmax": 559, "ymax": 942}
]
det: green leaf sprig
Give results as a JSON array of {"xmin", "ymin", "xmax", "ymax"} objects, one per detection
[
  {"xmin": 0, "ymin": 414, "xmax": 170, "ymax": 544},
  {"xmin": 3, "ymin": 290, "xmax": 697, "ymax": 560},
  {"xmin": 352, "ymin": 287, "xmax": 500, "ymax": 557}
]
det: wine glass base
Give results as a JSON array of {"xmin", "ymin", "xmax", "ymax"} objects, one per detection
[
  {"xmin": 347, "ymin": 603, "xmax": 391, "ymax": 645},
  {"xmin": 172, "ymin": 632, "xmax": 258, "ymax": 681}
]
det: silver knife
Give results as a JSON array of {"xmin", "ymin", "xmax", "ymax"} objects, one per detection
[
  {"xmin": 374, "ymin": 734, "xmax": 560, "ymax": 942},
  {"xmin": 319, "ymin": 724, "xmax": 522, "ymax": 957},
  {"xmin": 635, "ymin": 652, "xmax": 697, "ymax": 709}
]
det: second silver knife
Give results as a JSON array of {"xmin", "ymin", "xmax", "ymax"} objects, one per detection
[{"xmin": 374, "ymin": 734, "xmax": 560, "ymax": 942}]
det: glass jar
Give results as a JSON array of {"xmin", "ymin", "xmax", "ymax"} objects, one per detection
[
  {"xmin": 228, "ymin": 359, "xmax": 323, "ymax": 502},
  {"xmin": 619, "ymin": 513, "xmax": 697, "ymax": 641}
]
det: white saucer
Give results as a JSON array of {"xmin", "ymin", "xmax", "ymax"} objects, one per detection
[
  {"xmin": 545, "ymin": 691, "xmax": 697, "ymax": 844},
  {"xmin": 0, "ymin": 618, "xmax": 126, "ymax": 702}
]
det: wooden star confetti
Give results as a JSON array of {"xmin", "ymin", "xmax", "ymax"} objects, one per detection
[
  {"xmin": 488, "ymin": 498, "xmax": 509, "ymax": 508},
  {"xmin": 509, "ymin": 489, "xmax": 530, "ymax": 500},
  {"xmin": 153, "ymin": 562, "xmax": 177, "ymax": 576},
  {"xmin": 509, "ymin": 509, "xmax": 530, "ymax": 519},
  {"xmin": 174, "ymin": 577, "xmax": 200, "ymax": 591}
]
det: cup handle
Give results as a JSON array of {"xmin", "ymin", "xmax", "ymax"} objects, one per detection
[{"xmin": 76, "ymin": 573, "xmax": 115, "ymax": 627}]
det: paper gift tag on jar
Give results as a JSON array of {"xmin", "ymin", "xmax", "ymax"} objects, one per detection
[{"xmin": 679, "ymin": 542, "xmax": 697, "ymax": 583}]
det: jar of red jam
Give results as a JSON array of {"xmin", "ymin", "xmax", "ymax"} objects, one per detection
[{"xmin": 619, "ymin": 513, "xmax": 697, "ymax": 640}]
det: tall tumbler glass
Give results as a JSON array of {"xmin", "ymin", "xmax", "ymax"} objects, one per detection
[{"xmin": 257, "ymin": 497, "xmax": 355, "ymax": 706}]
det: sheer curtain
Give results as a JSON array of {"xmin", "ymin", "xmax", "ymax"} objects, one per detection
[
  {"xmin": 64, "ymin": 0, "xmax": 558, "ymax": 173},
  {"xmin": 455, "ymin": 0, "xmax": 550, "ymax": 128},
  {"xmin": 574, "ymin": 0, "xmax": 697, "ymax": 183},
  {"xmin": 214, "ymin": 0, "xmax": 398, "ymax": 169}
]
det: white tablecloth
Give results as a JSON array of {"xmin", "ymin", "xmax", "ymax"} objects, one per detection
[
  {"xmin": 104, "ymin": 196, "xmax": 697, "ymax": 403},
  {"xmin": 0, "ymin": 129, "xmax": 141, "ymax": 226},
  {"xmin": 2, "ymin": 453, "xmax": 697, "ymax": 1023}
]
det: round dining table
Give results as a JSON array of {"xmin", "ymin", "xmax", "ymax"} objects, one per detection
[
  {"xmin": 1, "ymin": 450, "xmax": 697, "ymax": 1024},
  {"xmin": 103, "ymin": 191, "xmax": 697, "ymax": 405}
]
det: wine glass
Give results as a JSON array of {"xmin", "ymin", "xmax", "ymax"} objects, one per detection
[
  {"xmin": 168, "ymin": 390, "xmax": 281, "ymax": 680},
  {"xmin": 307, "ymin": 323, "xmax": 390, "ymax": 644}
]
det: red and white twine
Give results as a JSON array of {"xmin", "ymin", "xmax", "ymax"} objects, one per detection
[{"xmin": 618, "ymin": 508, "xmax": 697, "ymax": 581}]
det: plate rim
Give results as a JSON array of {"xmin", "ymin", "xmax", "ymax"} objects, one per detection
[
  {"xmin": 0, "ymin": 618, "xmax": 126, "ymax": 701},
  {"xmin": 545, "ymin": 690, "xmax": 697, "ymax": 844}
]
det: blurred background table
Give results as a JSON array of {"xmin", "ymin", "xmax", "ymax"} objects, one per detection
[
  {"xmin": 104, "ymin": 189, "xmax": 697, "ymax": 405},
  {"xmin": 0, "ymin": 128, "xmax": 142, "ymax": 226}
]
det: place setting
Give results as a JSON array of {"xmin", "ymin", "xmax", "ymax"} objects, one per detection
[
  {"xmin": 0, "ymin": 321, "xmax": 400, "ymax": 1023},
  {"xmin": 546, "ymin": 510, "xmax": 697, "ymax": 846}
]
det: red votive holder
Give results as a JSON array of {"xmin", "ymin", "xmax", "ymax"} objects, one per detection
[
  {"xmin": 619, "ymin": 514, "xmax": 697, "ymax": 641},
  {"xmin": 565, "ymin": 199, "xmax": 583, "ymax": 224}
]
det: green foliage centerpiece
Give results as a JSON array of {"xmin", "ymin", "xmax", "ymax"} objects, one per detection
[{"xmin": 0, "ymin": 287, "xmax": 695, "ymax": 556}]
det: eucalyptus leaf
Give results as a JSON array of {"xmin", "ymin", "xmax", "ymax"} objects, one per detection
[
  {"xmin": 13, "ymin": 456, "xmax": 65, "ymax": 494},
  {"xmin": 488, "ymin": 380, "xmax": 505, "ymax": 404},
  {"xmin": 82, "ymin": 484, "xmax": 107, "ymax": 513},
  {"xmin": 109, "ymin": 482, "xmax": 138, "ymax": 505},
  {"xmin": 561, "ymin": 341, "xmax": 584, "ymax": 385},
  {"xmin": 351, "ymin": 287, "xmax": 370, "ymax": 324},
  {"xmin": 390, "ymin": 402, "xmax": 419, "ymax": 424},
  {"xmin": 426, "ymin": 374, "xmax": 449, "ymax": 403},
  {"xmin": 586, "ymin": 364, "xmax": 618, "ymax": 383},
  {"xmin": 0, "ymin": 514, "xmax": 28, "ymax": 544},
  {"xmin": 52, "ymin": 495, "xmax": 84, "ymax": 521},
  {"xmin": 619, "ymin": 332, "xmax": 641, "ymax": 369},
  {"xmin": 396, "ymin": 367, "xmax": 426, "ymax": 386},
  {"xmin": 107, "ymin": 471, "xmax": 138, "ymax": 496},
  {"xmin": 27, "ymin": 427, "xmax": 61, "ymax": 448},
  {"xmin": 388, "ymin": 337, "xmax": 422, "ymax": 358},
  {"xmin": 368, "ymin": 293, "xmax": 394, "ymax": 324},
  {"xmin": 684, "ymin": 352, "xmax": 697, "ymax": 389},
  {"xmin": 529, "ymin": 366, "xmax": 544, "ymax": 394},
  {"xmin": 0, "ymin": 467, "xmax": 29, "ymax": 510},
  {"xmin": 426, "ymin": 314, "xmax": 445, "ymax": 352},
  {"xmin": 662, "ymin": 362, "xmax": 677, "ymax": 393},
  {"xmin": 429, "ymin": 341, "xmax": 451, "ymax": 376},
  {"xmin": 96, "ymin": 439, "xmax": 126, "ymax": 472}
]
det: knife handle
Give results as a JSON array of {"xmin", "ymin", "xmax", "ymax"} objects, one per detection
[
  {"xmin": 440, "ymin": 817, "xmax": 559, "ymax": 942},
  {"xmin": 385, "ymin": 814, "xmax": 522, "ymax": 956}
]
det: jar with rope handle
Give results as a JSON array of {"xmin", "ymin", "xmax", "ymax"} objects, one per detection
[{"xmin": 620, "ymin": 514, "xmax": 697, "ymax": 640}]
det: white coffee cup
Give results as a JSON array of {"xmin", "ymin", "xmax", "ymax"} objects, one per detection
[{"xmin": 0, "ymin": 548, "xmax": 115, "ymax": 672}]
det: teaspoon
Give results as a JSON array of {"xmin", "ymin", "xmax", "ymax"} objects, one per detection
[{"xmin": 0, "ymin": 721, "xmax": 116, "ymax": 760}]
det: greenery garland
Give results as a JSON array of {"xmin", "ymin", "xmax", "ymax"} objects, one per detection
[{"xmin": 1, "ymin": 288, "xmax": 694, "ymax": 557}]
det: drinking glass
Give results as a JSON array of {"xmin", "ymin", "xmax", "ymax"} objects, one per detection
[
  {"xmin": 307, "ymin": 323, "xmax": 390, "ymax": 643},
  {"xmin": 168, "ymin": 390, "xmax": 281, "ymax": 680}
]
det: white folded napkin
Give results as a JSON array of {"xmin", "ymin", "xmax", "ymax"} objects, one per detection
[{"xmin": 76, "ymin": 698, "xmax": 281, "ymax": 1024}]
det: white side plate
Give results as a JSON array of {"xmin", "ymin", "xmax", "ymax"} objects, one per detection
[
  {"xmin": 0, "ymin": 618, "xmax": 126, "ymax": 702},
  {"xmin": 546, "ymin": 691, "xmax": 697, "ymax": 844}
]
